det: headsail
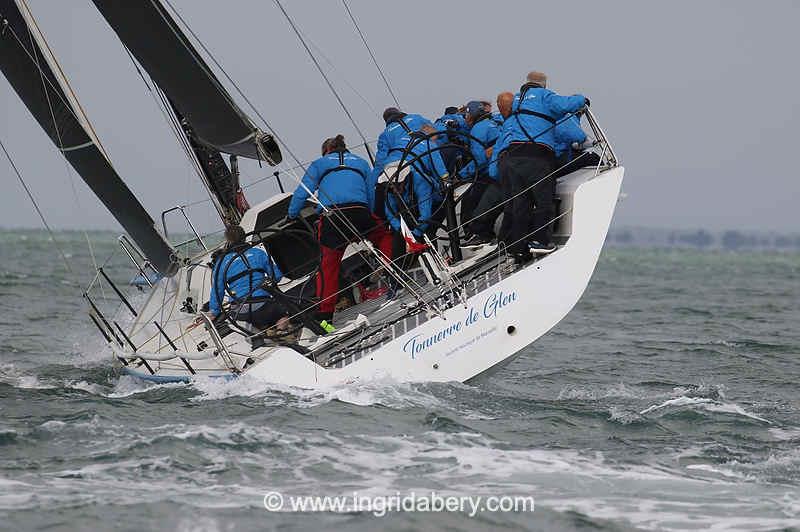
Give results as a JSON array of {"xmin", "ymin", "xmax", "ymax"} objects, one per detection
[
  {"xmin": 0, "ymin": 0, "xmax": 177, "ymax": 275},
  {"xmin": 92, "ymin": 0, "xmax": 281, "ymax": 164}
]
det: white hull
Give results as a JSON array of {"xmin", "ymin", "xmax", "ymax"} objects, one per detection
[{"xmin": 117, "ymin": 166, "xmax": 623, "ymax": 389}]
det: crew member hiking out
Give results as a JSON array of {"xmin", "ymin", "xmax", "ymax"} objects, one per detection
[{"xmin": 287, "ymin": 135, "xmax": 393, "ymax": 323}]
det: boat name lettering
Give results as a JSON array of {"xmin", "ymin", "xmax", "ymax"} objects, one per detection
[
  {"xmin": 402, "ymin": 290, "xmax": 517, "ymax": 358},
  {"xmin": 483, "ymin": 290, "xmax": 517, "ymax": 319}
]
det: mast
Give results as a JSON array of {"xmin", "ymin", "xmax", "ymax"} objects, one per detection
[
  {"xmin": 91, "ymin": 0, "xmax": 281, "ymax": 164},
  {"xmin": 0, "ymin": 0, "xmax": 177, "ymax": 275},
  {"xmin": 168, "ymin": 99, "xmax": 246, "ymax": 224}
]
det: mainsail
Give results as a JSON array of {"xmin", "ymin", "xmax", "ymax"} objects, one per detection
[
  {"xmin": 0, "ymin": 0, "xmax": 177, "ymax": 275},
  {"xmin": 92, "ymin": 0, "xmax": 281, "ymax": 164}
]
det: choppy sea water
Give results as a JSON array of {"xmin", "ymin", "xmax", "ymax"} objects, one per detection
[{"xmin": 1, "ymin": 229, "xmax": 799, "ymax": 532}]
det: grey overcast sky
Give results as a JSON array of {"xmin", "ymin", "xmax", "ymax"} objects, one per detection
[{"xmin": 1, "ymin": 0, "xmax": 799, "ymax": 235}]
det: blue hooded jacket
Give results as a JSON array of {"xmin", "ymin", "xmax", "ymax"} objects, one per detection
[
  {"xmin": 554, "ymin": 115, "xmax": 587, "ymax": 159},
  {"xmin": 434, "ymin": 112, "xmax": 469, "ymax": 140},
  {"xmin": 487, "ymin": 124, "xmax": 512, "ymax": 181},
  {"xmin": 385, "ymin": 136, "xmax": 447, "ymax": 236},
  {"xmin": 506, "ymin": 86, "xmax": 586, "ymax": 150},
  {"xmin": 209, "ymin": 246, "xmax": 283, "ymax": 316},
  {"xmin": 464, "ymin": 113, "xmax": 503, "ymax": 176},
  {"xmin": 374, "ymin": 113, "xmax": 433, "ymax": 169},
  {"xmin": 287, "ymin": 150, "xmax": 372, "ymax": 218}
]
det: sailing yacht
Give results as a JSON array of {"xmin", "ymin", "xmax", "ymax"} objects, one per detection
[{"xmin": 0, "ymin": 0, "xmax": 624, "ymax": 388}]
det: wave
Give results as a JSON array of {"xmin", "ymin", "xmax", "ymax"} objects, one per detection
[
  {"xmin": 0, "ymin": 363, "xmax": 57, "ymax": 390},
  {"xmin": 2, "ymin": 424, "xmax": 798, "ymax": 530},
  {"xmin": 639, "ymin": 396, "xmax": 771, "ymax": 424},
  {"xmin": 189, "ymin": 373, "xmax": 457, "ymax": 412}
]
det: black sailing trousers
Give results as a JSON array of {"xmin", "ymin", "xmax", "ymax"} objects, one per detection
[{"xmin": 499, "ymin": 143, "xmax": 557, "ymax": 254}]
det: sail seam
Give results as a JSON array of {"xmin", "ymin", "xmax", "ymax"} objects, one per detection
[{"xmin": 58, "ymin": 140, "xmax": 94, "ymax": 152}]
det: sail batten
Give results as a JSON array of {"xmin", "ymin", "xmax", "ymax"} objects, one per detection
[
  {"xmin": 0, "ymin": 0, "xmax": 177, "ymax": 275},
  {"xmin": 92, "ymin": 0, "xmax": 281, "ymax": 164}
]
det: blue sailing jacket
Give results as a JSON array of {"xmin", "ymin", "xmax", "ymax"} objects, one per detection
[
  {"xmin": 506, "ymin": 86, "xmax": 586, "ymax": 150},
  {"xmin": 554, "ymin": 115, "xmax": 587, "ymax": 159},
  {"xmin": 488, "ymin": 124, "xmax": 512, "ymax": 181},
  {"xmin": 287, "ymin": 151, "xmax": 372, "ymax": 218},
  {"xmin": 210, "ymin": 246, "xmax": 283, "ymax": 315},
  {"xmin": 374, "ymin": 113, "xmax": 433, "ymax": 169},
  {"xmin": 434, "ymin": 112, "xmax": 469, "ymax": 139},
  {"xmin": 466, "ymin": 114, "xmax": 503, "ymax": 175},
  {"xmin": 385, "ymin": 136, "xmax": 447, "ymax": 235}
]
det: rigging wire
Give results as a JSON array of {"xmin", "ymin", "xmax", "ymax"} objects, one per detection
[
  {"xmin": 303, "ymin": 30, "xmax": 379, "ymax": 116},
  {"xmin": 341, "ymin": 0, "xmax": 400, "ymax": 107},
  {"xmin": 156, "ymin": 2, "xmax": 422, "ymax": 303},
  {"xmin": 160, "ymin": 0, "xmax": 306, "ymax": 172},
  {"xmin": 119, "ymin": 43, "xmax": 226, "ymax": 223},
  {"xmin": 1, "ymin": 5, "xmax": 110, "ymax": 160},
  {"xmin": 0, "ymin": 137, "xmax": 76, "ymax": 281},
  {"xmin": 18, "ymin": 0, "xmax": 100, "ymax": 289},
  {"xmin": 273, "ymin": 0, "xmax": 375, "ymax": 164}
]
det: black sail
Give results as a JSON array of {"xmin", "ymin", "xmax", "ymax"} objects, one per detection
[
  {"xmin": 0, "ymin": 0, "xmax": 177, "ymax": 275},
  {"xmin": 92, "ymin": 0, "xmax": 281, "ymax": 164}
]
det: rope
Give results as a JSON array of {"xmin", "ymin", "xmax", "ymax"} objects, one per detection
[
  {"xmin": 341, "ymin": 0, "xmax": 400, "ymax": 107},
  {"xmin": 273, "ymin": 0, "xmax": 375, "ymax": 163},
  {"xmin": 0, "ymin": 137, "xmax": 76, "ymax": 281},
  {"xmin": 18, "ymin": 0, "xmax": 100, "ymax": 289}
]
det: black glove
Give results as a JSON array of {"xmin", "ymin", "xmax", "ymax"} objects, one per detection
[{"xmin": 583, "ymin": 97, "xmax": 591, "ymax": 108}]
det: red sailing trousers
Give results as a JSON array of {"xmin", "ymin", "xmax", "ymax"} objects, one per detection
[{"xmin": 316, "ymin": 209, "xmax": 394, "ymax": 314}]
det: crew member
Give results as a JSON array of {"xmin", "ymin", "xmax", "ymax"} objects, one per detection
[
  {"xmin": 487, "ymin": 91, "xmax": 515, "ymax": 182},
  {"xmin": 373, "ymin": 107, "xmax": 433, "ymax": 185},
  {"xmin": 460, "ymin": 99, "xmax": 504, "ymax": 246},
  {"xmin": 208, "ymin": 225, "xmax": 289, "ymax": 331},
  {"xmin": 501, "ymin": 71, "xmax": 587, "ymax": 261},
  {"xmin": 553, "ymin": 113, "xmax": 601, "ymax": 177},
  {"xmin": 434, "ymin": 106, "xmax": 469, "ymax": 171},
  {"xmin": 385, "ymin": 125, "xmax": 449, "ymax": 246},
  {"xmin": 287, "ymin": 135, "xmax": 393, "ymax": 323}
]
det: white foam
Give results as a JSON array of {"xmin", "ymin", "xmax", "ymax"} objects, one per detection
[
  {"xmin": 639, "ymin": 395, "xmax": 771, "ymax": 423},
  {"xmin": 38, "ymin": 420, "xmax": 67, "ymax": 432},
  {"xmin": 557, "ymin": 382, "xmax": 654, "ymax": 401},
  {"xmin": 640, "ymin": 395, "xmax": 713, "ymax": 414},
  {"xmin": 0, "ymin": 364, "xmax": 55, "ymax": 389},
  {"xmin": 106, "ymin": 375, "xmax": 188, "ymax": 398},
  {"xmin": 685, "ymin": 463, "xmax": 751, "ymax": 480},
  {"xmin": 190, "ymin": 374, "xmax": 450, "ymax": 411},
  {"xmin": 67, "ymin": 380, "xmax": 107, "ymax": 395},
  {"xmin": 769, "ymin": 427, "xmax": 800, "ymax": 442},
  {"xmin": 704, "ymin": 402, "xmax": 771, "ymax": 424},
  {"xmin": 607, "ymin": 406, "xmax": 644, "ymax": 425}
]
